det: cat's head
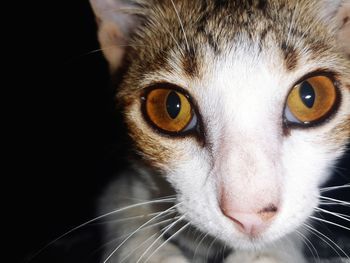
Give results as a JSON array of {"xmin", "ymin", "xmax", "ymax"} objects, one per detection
[{"xmin": 90, "ymin": 0, "xmax": 350, "ymax": 249}]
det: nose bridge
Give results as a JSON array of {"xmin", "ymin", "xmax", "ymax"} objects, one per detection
[
  {"xmin": 216, "ymin": 129, "xmax": 282, "ymax": 213},
  {"xmin": 218, "ymin": 128, "xmax": 281, "ymax": 177}
]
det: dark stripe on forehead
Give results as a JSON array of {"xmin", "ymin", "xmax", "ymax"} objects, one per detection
[
  {"xmin": 257, "ymin": 0, "xmax": 268, "ymax": 10},
  {"xmin": 259, "ymin": 25, "xmax": 272, "ymax": 51},
  {"xmin": 213, "ymin": 0, "xmax": 229, "ymax": 10},
  {"xmin": 281, "ymin": 42, "xmax": 299, "ymax": 71},
  {"xmin": 182, "ymin": 47, "xmax": 198, "ymax": 78},
  {"xmin": 307, "ymin": 41, "xmax": 333, "ymax": 61},
  {"xmin": 207, "ymin": 33, "xmax": 220, "ymax": 54},
  {"xmin": 196, "ymin": 17, "xmax": 220, "ymax": 54}
]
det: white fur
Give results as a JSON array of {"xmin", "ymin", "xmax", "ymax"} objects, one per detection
[{"xmin": 158, "ymin": 43, "xmax": 348, "ymax": 250}]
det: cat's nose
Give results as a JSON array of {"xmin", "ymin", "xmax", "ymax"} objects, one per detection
[{"xmin": 221, "ymin": 205, "xmax": 278, "ymax": 236}]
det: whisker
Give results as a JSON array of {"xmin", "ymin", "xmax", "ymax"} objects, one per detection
[
  {"xmin": 156, "ymin": 7, "xmax": 186, "ymax": 58},
  {"xmin": 91, "ymin": 210, "xmax": 176, "ymax": 226},
  {"xmin": 120, "ymin": 232, "xmax": 158, "ymax": 262},
  {"xmin": 206, "ymin": 236, "xmax": 218, "ymax": 262},
  {"xmin": 144, "ymin": 220, "xmax": 191, "ymax": 263},
  {"xmin": 83, "ymin": 44, "xmax": 148, "ymax": 56},
  {"xmin": 164, "ymin": 27, "xmax": 186, "ymax": 58},
  {"xmin": 315, "ymin": 207, "xmax": 350, "ymax": 222},
  {"xmin": 221, "ymin": 243, "xmax": 228, "ymax": 262},
  {"xmin": 136, "ymin": 214, "xmax": 186, "ymax": 263},
  {"xmin": 27, "ymin": 198, "xmax": 177, "ymax": 262},
  {"xmin": 169, "ymin": 0, "xmax": 190, "ymax": 52},
  {"xmin": 319, "ymin": 201, "xmax": 341, "ymax": 205},
  {"xmin": 309, "ymin": 215, "xmax": 350, "ymax": 232},
  {"xmin": 319, "ymin": 202, "xmax": 350, "ymax": 207},
  {"xmin": 320, "ymin": 184, "xmax": 350, "ymax": 193},
  {"xmin": 154, "ymin": 195, "xmax": 177, "ymax": 200},
  {"xmin": 92, "ymin": 216, "xmax": 179, "ymax": 258},
  {"xmin": 120, "ymin": 215, "xmax": 181, "ymax": 263},
  {"xmin": 121, "ymin": 197, "xmax": 177, "ymax": 204},
  {"xmin": 192, "ymin": 232, "xmax": 210, "ymax": 261},
  {"xmin": 303, "ymin": 225, "xmax": 343, "ymax": 260},
  {"xmin": 319, "ymin": 196, "xmax": 350, "ymax": 206},
  {"xmin": 332, "ymin": 169, "xmax": 350, "ymax": 181},
  {"xmin": 295, "ymin": 230, "xmax": 320, "ymax": 262},
  {"xmin": 103, "ymin": 203, "xmax": 181, "ymax": 263},
  {"xmin": 286, "ymin": 1, "xmax": 299, "ymax": 47},
  {"xmin": 69, "ymin": 44, "xmax": 151, "ymax": 62},
  {"xmin": 303, "ymin": 223, "xmax": 349, "ymax": 259}
]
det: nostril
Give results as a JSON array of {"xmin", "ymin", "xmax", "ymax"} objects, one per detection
[
  {"xmin": 259, "ymin": 204, "xmax": 278, "ymax": 213},
  {"xmin": 258, "ymin": 204, "xmax": 278, "ymax": 222},
  {"xmin": 220, "ymin": 203, "xmax": 279, "ymax": 236},
  {"xmin": 222, "ymin": 212, "xmax": 265, "ymax": 236},
  {"xmin": 230, "ymin": 216, "xmax": 245, "ymax": 230}
]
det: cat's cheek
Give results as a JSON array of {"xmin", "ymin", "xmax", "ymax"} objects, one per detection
[
  {"xmin": 162, "ymin": 152, "xmax": 230, "ymax": 239},
  {"xmin": 124, "ymin": 103, "xmax": 202, "ymax": 170},
  {"xmin": 262, "ymin": 138, "xmax": 331, "ymax": 239}
]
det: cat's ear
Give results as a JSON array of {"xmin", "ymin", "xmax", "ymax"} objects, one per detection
[
  {"xmin": 319, "ymin": 0, "xmax": 350, "ymax": 55},
  {"xmin": 90, "ymin": 0, "xmax": 142, "ymax": 71}
]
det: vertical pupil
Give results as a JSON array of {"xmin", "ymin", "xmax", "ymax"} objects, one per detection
[
  {"xmin": 166, "ymin": 91, "xmax": 181, "ymax": 119},
  {"xmin": 299, "ymin": 81, "xmax": 315, "ymax": 108}
]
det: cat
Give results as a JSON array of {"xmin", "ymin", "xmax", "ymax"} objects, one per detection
[{"xmin": 89, "ymin": 0, "xmax": 350, "ymax": 262}]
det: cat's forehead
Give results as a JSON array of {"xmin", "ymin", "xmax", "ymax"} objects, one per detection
[{"xmin": 123, "ymin": 0, "xmax": 336, "ymax": 83}]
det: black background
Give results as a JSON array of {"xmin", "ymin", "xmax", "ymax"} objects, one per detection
[{"xmin": 16, "ymin": 1, "xmax": 349, "ymax": 263}]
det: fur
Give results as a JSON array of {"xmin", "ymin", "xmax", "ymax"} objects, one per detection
[{"xmin": 90, "ymin": 0, "xmax": 350, "ymax": 262}]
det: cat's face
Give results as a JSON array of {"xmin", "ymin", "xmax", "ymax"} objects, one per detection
[{"xmin": 91, "ymin": 0, "xmax": 350, "ymax": 249}]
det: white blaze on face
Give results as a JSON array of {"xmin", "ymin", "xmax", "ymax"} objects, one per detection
[{"xmin": 164, "ymin": 44, "xmax": 346, "ymax": 248}]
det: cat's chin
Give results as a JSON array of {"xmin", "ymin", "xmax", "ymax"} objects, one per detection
[
  {"xmin": 226, "ymin": 233, "xmax": 285, "ymax": 250},
  {"xmin": 215, "ymin": 228, "xmax": 300, "ymax": 253},
  {"xmin": 229, "ymin": 240, "xmax": 272, "ymax": 251},
  {"xmin": 215, "ymin": 230, "xmax": 281, "ymax": 251}
]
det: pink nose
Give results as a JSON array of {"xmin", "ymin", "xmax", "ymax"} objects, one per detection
[{"xmin": 221, "ymin": 205, "xmax": 278, "ymax": 236}]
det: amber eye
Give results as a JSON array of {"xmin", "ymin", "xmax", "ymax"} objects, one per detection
[
  {"xmin": 143, "ymin": 88, "xmax": 197, "ymax": 134},
  {"xmin": 284, "ymin": 75, "xmax": 338, "ymax": 126}
]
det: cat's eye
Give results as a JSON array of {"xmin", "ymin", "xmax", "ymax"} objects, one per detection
[
  {"xmin": 142, "ymin": 88, "xmax": 197, "ymax": 134},
  {"xmin": 284, "ymin": 75, "xmax": 338, "ymax": 126}
]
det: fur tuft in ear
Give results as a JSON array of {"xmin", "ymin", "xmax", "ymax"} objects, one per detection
[
  {"xmin": 90, "ymin": 0, "xmax": 142, "ymax": 71},
  {"xmin": 319, "ymin": 0, "xmax": 350, "ymax": 56}
]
